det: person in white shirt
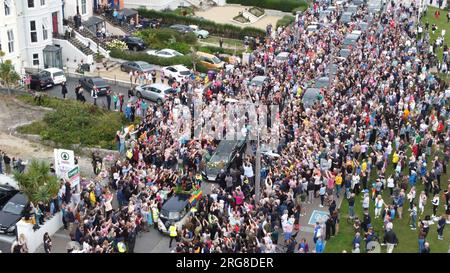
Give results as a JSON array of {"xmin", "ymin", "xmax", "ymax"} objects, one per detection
[
  {"xmin": 374, "ymin": 195, "xmax": 386, "ymax": 218},
  {"xmin": 418, "ymin": 191, "xmax": 427, "ymax": 215},
  {"xmin": 431, "ymin": 194, "xmax": 440, "ymax": 218}
]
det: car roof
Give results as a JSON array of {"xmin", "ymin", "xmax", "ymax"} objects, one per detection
[
  {"xmin": 252, "ymin": 76, "xmax": 268, "ymax": 82},
  {"xmin": 197, "ymin": 51, "xmax": 216, "ymax": 58},
  {"xmin": 44, "ymin": 68, "xmax": 63, "ymax": 73},
  {"xmin": 277, "ymin": 52, "xmax": 289, "ymax": 56},
  {"xmin": 150, "ymin": 83, "xmax": 172, "ymax": 90},
  {"xmin": 172, "ymin": 64, "xmax": 190, "ymax": 71},
  {"xmin": 161, "ymin": 195, "xmax": 190, "ymax": 212},
  {"xmin": 5, "ymin": 192, "xmax": 28, "ymax": 205},
  {"xmin": 135, "ymin": 61, "xmax": 150, "ymax": 66},
  {"xmin": 91, "ymin": 77, "xmax": 105, "ymax": 82}
]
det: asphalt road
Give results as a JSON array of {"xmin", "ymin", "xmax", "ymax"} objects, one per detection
[{"xmin": 42, "ymin": 76, "xmax": 132, "ymax": 110}]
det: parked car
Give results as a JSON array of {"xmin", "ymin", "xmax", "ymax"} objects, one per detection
[
  {"xmin": 340, "ymin": 11, "xmax": 354, "ymax": 24},
  {"xmin": 43, "ymin": 67, "xmax": 66, "ymax": 85},
  {"xmin": 122, "ymin": 36, "xmax": 147, "ymax": 51},
  {"xmin": 133, "ymin": 83, "xmax": 176, "ymax": 105},
  {"xmin": 342, "ymin": 33, "xmax": 360, "ymax": 47},
  {"xmin": 202, "ymin": 140, "xmax": 247, "ymax": 182},
  {"xmin": 157, "ymin": 194, "xmax": 197, "ymax": 235},
  {"xmin": 0, "ymin": 192, "xmax": 28, "ymax": 235},
  {"xmin": 249, "ymin": 75, "xmax": 269, "ymax": 87},
  {"xmin": 169, "ymin": 24, "xmax": 192, "ymax": 34},
  {"xmin": 78, "ymin": 77, "xmax": 111, "ymax": 95},
  {"xmin": 147, "ymin": 48, "xmax": 183, "ymax": 58},
  {"xmin": 189, "ymin": 25, "xmax": 209, "ymax": 39},
  {"xmin": 161, "ymin": 65, "xmax": 191, "ymax": 83},
  {"xmin": 275, "ymin": 52, "xmax": 290, "ymax": 63},
  {"xmin": 0, "ymin": 185, "xmax": 18, "ymax": 210},
  {"xmin": 339, "ymin": 48, "xmax": 351, "ymax": 59},
  {"xmin": 302, "ymin": 88, "xmax": 322, "ymax": 108},
  {"xmin": 29, "ymin": 70, "xmax": 53, "ymax": 91},
  {"xmin": 312, "ymin": 77, "xmax": 330, "ymax": 89},
  {"xmin": 140, "ymin": 18, "xmax": 161, "ymax": 28},
  {"xmin": 197, "ymin": 52, "xmax": 225, "ymax": 70},
  {"xmin": 120, "ymin": 61, "xmax": 155, "ymax": 73}
]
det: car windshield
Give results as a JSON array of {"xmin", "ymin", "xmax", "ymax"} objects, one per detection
[
  {"xmin": 169, "ymin": 211, "xmax": 181, "ymax": 220},
  {"xmin": 179, "ymin": 70, "xmax": 190, "ymax": 75},
  {"xmin": 211, "ymin": 56, "xmax": 221, "ymax": 64},
  {"xmin": 92, "ymin": 79, "xmax": 106, "ymax": 85},
  {"xmin": 53, "ymin": 71, "xmax": 64, "ymax": 77},
  {"xmin": 2, "ymin": 201, "xmax": 24, "ymax": 215},
  {"xmin": 164, "ymin": 88, "xmax": 175, "ymax": 94},
  {"xmin": 139, "ymin": 63, "xmax": 153, "ymax": 70}
]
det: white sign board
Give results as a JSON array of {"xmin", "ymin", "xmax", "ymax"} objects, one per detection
[
  {"xmin": 54, "ymin": 149, "xmax": 75, "ymax": 178},
  {"xmin": 320, "ymin": 158, "xmax": 331, "ymax": 171}
]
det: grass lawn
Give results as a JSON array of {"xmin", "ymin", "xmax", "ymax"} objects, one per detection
[
  {"xmin": 421, "ymin": 6, "xmax": 450, "ymax": 82},
  {"xmin": 203, "ymin": 36, "xmax": 245, "ymax": 49},
  {"xmin": 325, "ymin": 145, "xmax": 450, "ymax": 253}
]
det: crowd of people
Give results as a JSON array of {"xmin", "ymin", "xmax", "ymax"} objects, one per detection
[{"xmin": 11, "ymin": 0, "xmax": 448, "ymax": 254}]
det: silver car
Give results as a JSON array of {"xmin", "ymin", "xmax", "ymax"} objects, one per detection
[
  {"xmin": 120, "ymin": 61, "xmax": 155, "ymax": 73},
  {"xmin": 134, "ymin": 83, "xmax": 176, "ymax": 105},
  {"xmin": 302, "ymin": 88, "xmax": 321, "ymax": 108}
]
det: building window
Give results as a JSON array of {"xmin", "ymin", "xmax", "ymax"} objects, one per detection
[
  {"xmin": 4, "ymin": 0, "xmax": 10, "ymax": 16},
  {"xmin": 7, "ymin": 29, "xmax": 14, "ymax": 53},
  {"xmin": 40, "ymin": 0, "xmax": 45, "ymax": 5},
  {"xmin": 33, "ymin": 53, "xmax": 39, "ymax": 66},
  {"xmin": 30, "ymin": 21, "xmax": 37, "ymax": 43},
  {"xmin": 81, "ymin": 0, "xmax": 87, "ymax": 15},
  {"xmin": 42, "ymin": 18, "xmax": 48, "ymax": 40},
  {"xmin": 28, "ymin": 0, "xmax": 34, "ymax": 8}
]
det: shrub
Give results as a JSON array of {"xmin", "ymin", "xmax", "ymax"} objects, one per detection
[
  {"xmin": 227, "ymin": 0, "xmax": 308, "ymax": 12},
  {"xmin": 105, "ymin": 39, "xmax": 128, "ymax": 51},
  {"xmin": 197, "ymin": 45, "xmax": 243, "ymax": 56},
  {"xmin": 276, "ymin": 15, "xmax": 296, "ymax": 28},
  {"xmin": 109, "ymin": 48, "xmax": 210, "ymax": 73},
  {"xmin": 17, "ymin": 94, "xmax": 132, "ymax": 150},
  {"xmin": 135, "ymin": 28, "xmax": 197, "ymax": 51},
  {"xmin": 138, "ymin": 8, "xmax": 266, "ymax": 39}
]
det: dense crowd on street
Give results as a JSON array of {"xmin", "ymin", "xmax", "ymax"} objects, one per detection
[{"xmin": 10, "ymin": 0, "xmax": 449, "ymax": 253}]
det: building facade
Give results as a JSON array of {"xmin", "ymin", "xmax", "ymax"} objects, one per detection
[
  {"xmin": 0, "ymin": 0, "xmax": 23, "ymax": 72},
  {"xmin": 16, "ymin": 0, "xmax": 64, "ymax": 69},
  {"xmin": 64, "ymin": 0, "xmax": 93, "ymax": 21}
]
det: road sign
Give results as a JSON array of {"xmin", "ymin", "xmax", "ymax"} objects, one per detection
[
  {"xmin": 54, "ymin": 149, "xmax": 75, "ymax": 178},
  {"xmin": 308, "ymin": 210, "xmax": 330, "ymax": 225},
  {"xmin": 67, "ymin": 166, "xmax": 80, "ymax": 188}
]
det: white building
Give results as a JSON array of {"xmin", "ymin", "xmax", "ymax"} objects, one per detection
[
  {"xmin": 64, "ymin": 0, "xmax": 93, "ymax": 21},
  {"xmin": 123, "ymin": 0, "xmax": 225, "ymax": 11},
  {"xmin": 0, "ymin": 0, "xmax": 23, "ymax": 72},
  {"xmin": 15, "ymin": 0, "xmax": 64, "ymax": 69}
]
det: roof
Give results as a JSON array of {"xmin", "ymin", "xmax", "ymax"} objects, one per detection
[
  {"xmin": 44, "ymin": 67, "xmax": 64, "ymax": 73},
  {"xmin": 83, "ymin": 16, "xmax": 104, "ymax": 27},
  {"xmin": 150, "ymin": 83, "xmax": 172, "ymax": 90},
  {"xmin": 172, "ymin": 64, "xmax": 190, "ymax": 71},
  {"xmin": 119, "ymin": 8, "xmax": 138, "ymax": 17},
  {"xmin": 251, "ymin": 76, "xmax": 268, "ymax": 82},
  {"xmin": 161, "ymin": 195, "xmax": 190, "ymax": 212},
  {"xmin": 6, "ymin": 193, "xmax": 28, "ymax": 206}
]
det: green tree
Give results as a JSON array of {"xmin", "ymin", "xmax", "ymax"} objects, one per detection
[
  {"xmin": 0, "ymin": 58, "xmax": 20, "ymax": 96},
  {"xmin": 13, "ymin": 160, "xmax": 60, "ymax": 204}
]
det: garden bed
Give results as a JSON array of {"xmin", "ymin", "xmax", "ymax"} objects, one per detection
[
  {"xmin": 233, "ymin": 13, "xmax": 251, "ymax": 23},
  {"xmin": 248, "ymin": 7, "xmax": 265, "ymax": 17}
]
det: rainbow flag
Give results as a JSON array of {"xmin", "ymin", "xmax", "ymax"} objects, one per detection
[{"xmin": 189, "ymin": 188, "xmax": 203, "ymax": 206}]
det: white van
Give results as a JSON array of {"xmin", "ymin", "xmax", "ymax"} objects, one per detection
[{"xmin": 43, "ymin": 67, "xmax": 66, "ymax": 85}]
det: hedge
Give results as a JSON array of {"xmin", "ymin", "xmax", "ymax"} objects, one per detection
[
  {"xmin": 276, "ymin": 15, "xmax": 296, "ymax": 28},
  {"xmin": 137, "ymin": 8, "xmax": 266, "ymax": 40},
  {"xmin": 227, "ymin": 0, "xmax": 308, "ymax": 12},
  {"xmin": 109, "ymin": 49, "xmax": 209, "ymax": 73}
]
